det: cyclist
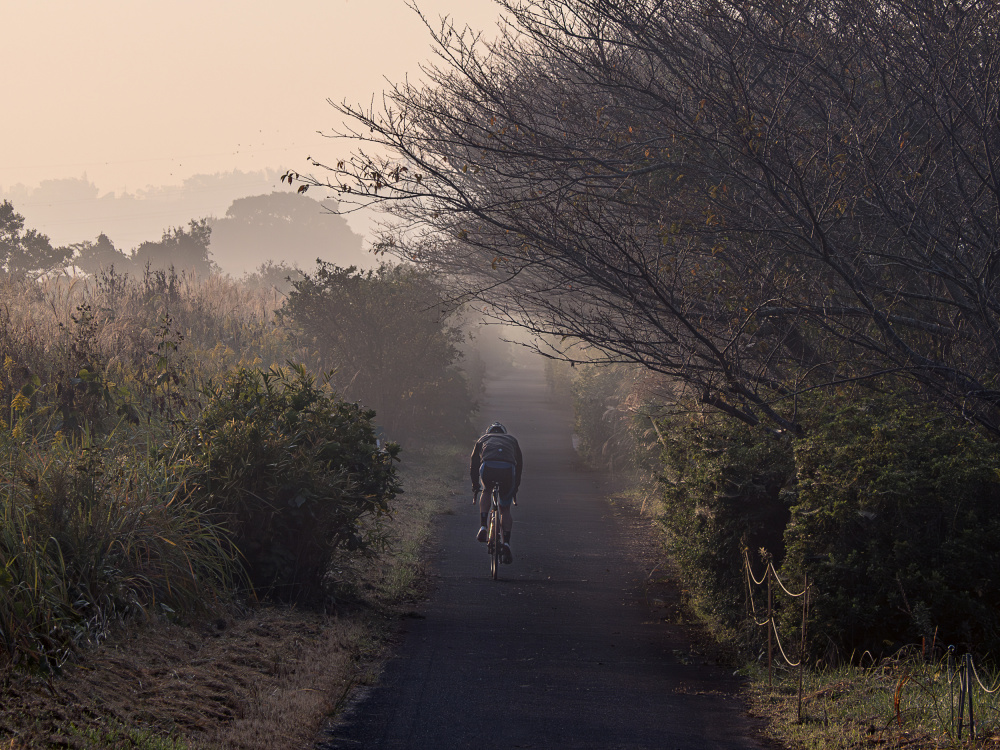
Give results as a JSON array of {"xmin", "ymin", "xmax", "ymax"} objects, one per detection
[{"xmin": 470, "ymin": 421, "xmax": 523, "ymax": 564}]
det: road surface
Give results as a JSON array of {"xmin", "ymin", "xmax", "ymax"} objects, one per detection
[{"xmin": 320, "ymin": 359, "xmax": 771, "ymax": 749}]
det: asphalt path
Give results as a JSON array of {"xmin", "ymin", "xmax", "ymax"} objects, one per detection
[{"xmin": 320, "ymin": 359, "xmax": 770, "ymax": 749}]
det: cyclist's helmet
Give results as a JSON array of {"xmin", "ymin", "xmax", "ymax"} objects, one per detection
[{"xmin": 486, "ymin": 421, "xmax": 507, "ymax": 434}]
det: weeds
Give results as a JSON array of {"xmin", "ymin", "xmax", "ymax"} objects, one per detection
[
  {"xmin": 68, "ymin": 722, "xmax": 188, "ymax": 750},
  {"xmin": 749, "ymin": 648, "xmax": 1000, "ymax": 748},
  {"xmin": 0, "ymin": 425, "xmax": 239, "ymax": 673}
]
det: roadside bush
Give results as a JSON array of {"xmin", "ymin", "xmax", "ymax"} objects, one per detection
[
  {"xmin": 281, "ymin": 262, "xmax": 474, "ymax": 442},
  {"xmin": 657, "ymin": 412, "xmax": 794, "ymax": 639},
  {"xmin": 169, "ymin": 364, "xmax": 401, "ymax": 604},
  {"xmin": 646, "ymin": 388, "xmax": 1000, "ymax": 662},
  {"xmin": 779, "ymin": 394, "xmax": 1000, "ymax": 660}
]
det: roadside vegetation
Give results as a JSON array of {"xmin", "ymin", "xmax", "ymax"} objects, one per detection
[
  {"xmin": 0, "ymin": 256, "xmax": 477, "ymax": 747},
  {"xmin": 561, "ymin": 358, "xmax": 1000, "ymax": 748}
]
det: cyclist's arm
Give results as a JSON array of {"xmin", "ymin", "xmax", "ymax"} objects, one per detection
[
  {"xmin": 470, "ymin": 439, "xmax": 483, "ymax": 493},
  {"xmin": 513, "ymin": 440, "xmax": 523, "ymax": 491}
]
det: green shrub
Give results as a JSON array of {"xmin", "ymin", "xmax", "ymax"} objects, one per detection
[
  {"xmin": 656, "ymin": 412, "xmax": 794, "ymax": 639},
  {"xmin": 169, "ymin": 364, "xmax": 401, "ymax": 604},
  {"xmin": 281, "ymin": 262, "xmax": 474, "ymax": 442},
  {"xmin": 780, "ymin": 394, "xmax": 1000, "ymax": 660}
]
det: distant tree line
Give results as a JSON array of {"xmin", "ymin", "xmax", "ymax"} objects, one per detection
[
  {"xmin": 1, "ymin": 199, "xmax": 74, "ymax": 276},
  {"xmin": 1, "ymin": 198, "xmax": 214, "ymax": 278},
  {"xmin": 1, "ymin": 191, "xmax": 369, "ymax": 280},
  {"xmin": 74, "ymin": 219, "xmax": 215, "ymax": 277}
]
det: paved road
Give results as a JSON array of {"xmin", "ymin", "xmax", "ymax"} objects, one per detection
[{"xmin": 320, "ymin": 360, "xmax": 770, "ymax": 749}]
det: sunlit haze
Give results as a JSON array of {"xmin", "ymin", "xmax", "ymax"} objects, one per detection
[{"xmin": 1, "ymin": 0, "xmax": 501, "ymax": 264}]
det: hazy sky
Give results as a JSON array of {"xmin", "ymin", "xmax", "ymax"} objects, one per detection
[{"xmin": 1, "ymin": 0, "xmax": 500, "ymax": 194}]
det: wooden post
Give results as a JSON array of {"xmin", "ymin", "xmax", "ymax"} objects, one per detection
[
  {"xmin": 797, "ymin": 574, "xmax": 809, "ymax": 722},
  {"xmin": 958, "ymin": 657, "xmax": 967, "ymax": 740},
  {"xmin": 767, "ymin": 566, "xmax": 773, "ymax": 690},
  {"xmin": 948, "ymin": 646, "xmax": 955, "ymax": 735},
  {"xmin": 967, "ymin": 653, "xmax": 976, "ymax": 740}
]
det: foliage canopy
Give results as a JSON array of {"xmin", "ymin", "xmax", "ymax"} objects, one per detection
[{"xmin": 296, "ymin": 0, "xmax": 1000, "ymax": 435}]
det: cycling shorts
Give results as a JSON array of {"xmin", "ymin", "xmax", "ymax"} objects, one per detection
[{"xmin": 479, "ymin": 461, "xmax": 516, "ymax": 507}]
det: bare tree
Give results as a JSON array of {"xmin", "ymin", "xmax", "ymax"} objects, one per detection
[{"xmin": 290, "ymin": 0, "xmax": 1000, "ymax": 434}]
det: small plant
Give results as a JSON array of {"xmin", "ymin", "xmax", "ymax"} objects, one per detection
[
  {"xmin": 68, "ymin": 720, "xmax": 189, "ymax": 749},
  {"xmin": 751, "ymin": 647, "xmax": 1000, "ymax": 748}
]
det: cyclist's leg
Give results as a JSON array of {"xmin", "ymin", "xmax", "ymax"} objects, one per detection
[
  {"xmin": 498, "ymin": 502, "xmax": 514, "ymax": 563},
  {"xmin": 478, "ymin": 481, "xmax": 495, "ymax": 516},
  {"xmin": 499, "ymin": 501, "xmax": 513, "ymax": 536},
  {"xmin": 495, "ymin": 465, "xmax": 515, "ymax": 563},
  {"xmin": 496, "ymin": 463, "xmax": 515, "ymax": 535},
  {"xmin": 477, "ymin": 467, "xmax": 494, "ymax": 541}
]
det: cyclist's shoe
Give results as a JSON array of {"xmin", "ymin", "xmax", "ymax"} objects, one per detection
[
  {"xmin": 502, "ymin": 543, "xmax": 513, "ymax": 564},
  {"xmin": 477, "ymin": 526, "xmax": 488, "ymax": 543}
]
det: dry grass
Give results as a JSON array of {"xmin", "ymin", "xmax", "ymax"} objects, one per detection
[
  {"xmin": 745, "ymin": 658, "xmax": 1000, "ymax": 750},
  {"xmin": 0, "ymin": 443, "xmax": 463, "ymax": 749},
  {"xmin": 0, "ymin": 610, "xmax": 364, "ymax": 749}
]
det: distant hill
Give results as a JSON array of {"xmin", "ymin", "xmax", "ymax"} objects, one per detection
[
  {"xmin": 209, "ymin": 192, "xmax": 372, "ymax": 276},
  {"xmin": 2, "ymin": 173, "xmax": 378, "ymax": 276},
  {"xmin": 1, "ymin": 171, "xmax": 284, "ymax": 252}
]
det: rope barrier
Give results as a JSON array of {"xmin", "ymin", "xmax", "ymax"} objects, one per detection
[
  {"xmin": 743, "ymin": 552, "xmax": 808, "ymax": 703},
  {"xmin": 744, "ymin": 550, "xmax": 768, "ymax": 586},
  {"xmin": 970, "ymin": 659, "xmax": 1000, "ymax": 694},
  {"xmin": 770, "ymin": 618, "xmax": 801, "ymax": 668},
  {"xmin": 770, "ymin": 564, "xmax": 806, "ymax": 598},
  {"xmin": 742, "ymin": 550, "xmax": 805, "ymax": 596}
]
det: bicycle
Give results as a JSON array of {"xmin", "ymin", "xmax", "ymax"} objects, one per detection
[{"xmin": 474, "ymin": 485, "xmax": 508, "ymax": 580}]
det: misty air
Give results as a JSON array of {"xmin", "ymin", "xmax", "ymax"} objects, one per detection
[{"xmin": 2, "ymin": 2, "xmax": 999, "ymax": 748}]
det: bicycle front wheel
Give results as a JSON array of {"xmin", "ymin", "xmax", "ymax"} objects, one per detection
[{"xmin": 489, "ymin": 506, "xmax": 500, "ymax": 580}]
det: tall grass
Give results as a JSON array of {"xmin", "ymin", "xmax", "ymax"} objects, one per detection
[
  {"xmin": 0, "ymin": 269, "xmax": 300, "ymax": 410},
  {"xmin": 0, "ymin": 426, "xmax": 239, "ymax": 673},
  {"xmin": 0, "ymin": 269, "xmax": 300, "ymax": 673}
]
